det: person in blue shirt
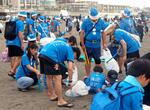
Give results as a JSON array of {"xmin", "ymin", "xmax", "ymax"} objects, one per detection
[
  {"xmin": 46, "ymin": 17, "xmax": 51, "ymax": 30},
  {"xmin": 127, "ymin": 53, "xmax": 150, "ymax": 106},
  {"xmin": 51, "ymin": 16, "xmax": 61, "ymax": 37},
  {"xmin": 37, "ymin": 16, "xmax": 50, "ymax": 41},
  {"xmin": 27, "ymin": 12, "xmax": 37, "ymax": 36},
  {"xmin": 80, "ymin": 7, "xmax": 108, "ymax": 76},
  {"xmin": 84, "ymin": 66, "xmax": 105, "ymax": 93},
  {"xmin": 7, "ymin": 11, "xmax": 27, "ymax": 79},
  {"xmin": 16, "ymin": 43, "xmax": 41, "ymax": 92},
  {"xmin": 118, "ymin": 59, "xmax": 150, "ymax": 110},
  {"xmin": 120, "ymin": 8, "xmax": 137, "ymax": 35},
  {"xmin": 104, "ymin": 70, "xmax": 118, "ymax": 87},
  {"xmin": 39, "ymin": 40, "xmax": 80, "ymax": 108},
  {"xmin": 103, "ymin": 23, "xmax": 140, "ymax": 73}
]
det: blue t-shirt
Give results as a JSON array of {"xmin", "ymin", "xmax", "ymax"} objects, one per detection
[
  {"xmin": 51, "ymin": 20, "xmax": 60, "ymax": 32},
  {"xmin": 6, "ymin": 19, "xmax": 24, "ymax": 47},
  {"xmin": 119, "ymin": 75, "xmax": 144, "ymax": 110},
  {"xmin": 114, "ymin": 29, "xmax": 139, "ymax": 53},
  {"xmin": 81, "ymin": 18, "xmax": 108, "ymax": 48},
  {"xmin": 16, "ymin": 54, "xmax": 36, "ymax": 80},
  {"xmin": 46, "ymin": 21, "xmax": 51, "ymax": 28},
  {"xmin": 28, "ymin": 18, "xmax": 37, "ymax": 34},
  {"xmin": 120, "ymin": 18, "xmax": 137, "ymax": 35},
  {"xmin": 85, "ymin": 72, "xmax": 105, "ymax": 92},
  {"xmin": 40, "ymin": 40, "xmax": 74, "ymax": 63},
  {"xmin": 37, "ymin": 22, "xmax": 49, "ymax": 39}
]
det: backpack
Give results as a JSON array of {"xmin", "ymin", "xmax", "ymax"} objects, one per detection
[
  {"xmin": 90, "ymin": 82, "xmax": 142, "ymax": 110},
  {"xmin": 4, "ymin": 21, "xmax": 16, "ymax": 40}
]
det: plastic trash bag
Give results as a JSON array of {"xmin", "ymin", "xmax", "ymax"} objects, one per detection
[
  {"xmin": 63, "ymin": 65, "xmax": 78, "ymax": 85},
  {"xmin": 65, "ymin": 80, "xmax": 89, "ymax": 97},
  {"xmin": 40, "ymin": 37, "xmax": 55, "ymax": 46},
  {"xmin": 101, "ymin": 49, "xmax": 119, "ymax": 73},
  {"xmin": 50, "ymin": 32, "xmax": 56, "ymax": 39},
  {"xmin": 143, "ymin": 105, "xmax": 150, "ymax": 110},
  {"xmin": 0, "ymin": 23, "xmax": 3, "ymax": 29},
  {"xmin": 0, "ymin": 48, "xmax": 10, "ymax": 62}
]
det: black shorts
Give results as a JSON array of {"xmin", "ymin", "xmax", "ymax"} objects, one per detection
[
  {"xmin": 127, "ymin": 50, "xmax": 140, "ymax": 59},
  {"xmin": 86, "ymin": 47, "xmax": 101, "ymax": 64},
  {"xmin": 39, "ymin": 54, "xmax": 68, "ymax": 77},
  {"xmin": 8, "ymin": 45, "xmax": 24, "ymax": 57}
]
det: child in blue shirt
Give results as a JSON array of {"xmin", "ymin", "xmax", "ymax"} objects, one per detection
[
  {"xmin": 103, "ymin": 70, "xmax": 118, "ymax": 89},
  {"xmin": 119, "ymin": 59, "xmax": 150, "ymax": 110},
  {"xmin": 84, "ymin": 66, "xmax": 105, "ymax": 93}
]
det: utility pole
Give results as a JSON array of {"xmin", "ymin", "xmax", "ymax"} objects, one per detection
[
  {"xmin": 30, "ymin": 0, "xmax": 32, "ymax": 9},
  {"xmin": 24, "ymin": 0, "xmax": 27, "ymax": 10},
  {"xmin": 36, "ymin": 0, "xmax": 38, "ymax": 11}
]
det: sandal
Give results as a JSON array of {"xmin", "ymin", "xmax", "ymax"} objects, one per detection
[
  {"xmin": 58, "ymin": 103, "xmax": 74, "ymax": 108},
  {"xmin": 8, "ymin": 71, "xmax": 15, "ymax": 79},
  {"xmin": 50, "ymin": 97, "xmax": 58, "ymax": 101}
]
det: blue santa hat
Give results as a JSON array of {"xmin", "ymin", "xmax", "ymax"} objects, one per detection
[
  {"xmin": 89, "ymin": 7, "xmax": 100, "ymax": 20},
  {"xmin": 18, "ymin": 11, "xmax": 27, "ymax": 18},
  {"xmin": 122, "ymin": 8, "xmax": 131, "ymax": 17},
  {"xmin": 38, "ymin": 16, "xmax": 45, "ymax": 22},
  {"xmin": 27, "ymin": 33, "xmax": 36, "ymax": 41},
  {"xmin": 31, "ymin": 12, "xmax": 38, "ymax": 17}
]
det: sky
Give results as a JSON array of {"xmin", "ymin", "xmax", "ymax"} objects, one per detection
[{"xmin": 82, "ymin": 0, "xmax": 150, "ymax": 8}]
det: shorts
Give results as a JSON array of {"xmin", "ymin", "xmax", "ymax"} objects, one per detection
[
  {"xmin": 127, "ymin": 50, "xmax": 140, "ymax": 59},
  {"xmin": 8, "ymin": 45, "xmax": 24, "ymax": 57},
  {"xmin": 39, "ymin": 54, "xmax": 68, "ymax": 77},
  {"xmin": 86, "ymin": 47, "xmax": 101, "ymax": 64}
]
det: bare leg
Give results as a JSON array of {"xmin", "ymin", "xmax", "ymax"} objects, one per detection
[
  {"xmin": 10, "ymin": 57, "xmax": 15, "ymax": 70},
  {"xmin": 53, "ymin": 75, "xmax": 67, "ymax": 105},
  {"xmin": 46, "ymin": 75, "xmax": 57, "ymax": 99},
  {"xmin": 11, "ymin": 56, "xmax": 21, "ymax": 74},
  {"xmin": 118, "ymin": 57, "xmax": 124, "ymax": 73},
  {"xmin": 85, "ymin": 62, "xmax": 91, "ymax": 76}
]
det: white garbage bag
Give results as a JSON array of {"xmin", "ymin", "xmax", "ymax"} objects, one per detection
[
  {"xmin": 0, "ymin": 23, "xmax": 3, "ymax": 29},
  {"xmin": 143, "ymin": 105, "xmax": 150, "ymax": 110},
  {"xmin": 50, "ymin": 32, "xmax": 56, "ymax": 39},
  {"xmin": 101, "ymin": 49, "xmax": 119, "ymax": 73},
  {"xmin": 65, "ymin": 80, "xmax": 89, "ymax": 97},
  {"xmin": 40, "ymin": 37, "xmax": 55, "ymax": 46},
  {"xmin": 63, "ymin": 65, "xmax": 78, "ymax": 85}
]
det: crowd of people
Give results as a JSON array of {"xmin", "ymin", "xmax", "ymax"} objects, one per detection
[{"xmin": 1, "ymin": 6, "xmax": 150, "ymax": 109}]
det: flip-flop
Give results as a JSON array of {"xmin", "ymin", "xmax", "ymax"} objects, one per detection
[
  {"xmin": 8, "ymin": 71, "xmax": 15, "ymax": 79},
  {"xmin": 58, "ymin": 103, "xmax": 74, "ymax": 108},
  {"xmin": 50, "ymin": 97, "xmax": 58, "ymax": 101}
]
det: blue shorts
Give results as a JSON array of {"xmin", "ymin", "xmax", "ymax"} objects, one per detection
[{"xmin": 86, "ymin": 47, "xmax": 101, "ymax": 63}]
